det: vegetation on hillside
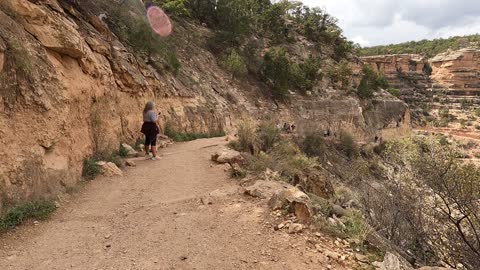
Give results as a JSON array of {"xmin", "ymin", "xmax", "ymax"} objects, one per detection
[
  {"xmin": 0, "ymin": 201, "xmax": 56, "ymax": 231},
  {"xmin": 229, "ymin": 116, "xmax": 480, "ymax": 269},
  {"xmin": 77, "ymin": 0, "xmax": 356, "ymax": 99},
  {"xmin": 357, "ymin": 65, "xmax": 389, "ymax": 98},
  {"xmin": 359, "ymin": 34, "xmax": 480, "ymax": 57},
  {"xmin": 184, "ymin": 0, "xmax": 354, "ymax": 98},
  {"xmin": 375, "ymin": 138, "xmax": 480, "ymax": 269}
]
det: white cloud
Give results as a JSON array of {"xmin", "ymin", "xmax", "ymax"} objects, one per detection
[
  {"xmin": 301, "ymin": 0, "xmax": 480, "ymax": 46},
  {"xmin": 351, "ymin": 36, "xmax": 370, "ymax": 46}
]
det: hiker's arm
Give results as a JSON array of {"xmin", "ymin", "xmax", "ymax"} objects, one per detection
[{"xmin": 156, "ymin": 112, "xmax": 162, "ymax": 134}]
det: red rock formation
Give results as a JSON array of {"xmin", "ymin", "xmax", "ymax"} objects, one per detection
[
  {"xmin": 430, "ymin": 48, "xmax": 480, "ymax": 95},
  {"xmin": 358, "ymin": 49, "xmax": 480, "ymax": 97},
  {"xmin": 359, "ymin": 54, "xmax": 430, "ymax": 91}
]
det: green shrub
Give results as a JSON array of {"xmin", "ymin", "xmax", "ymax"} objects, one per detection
[
  {"xmin": 118, "ymin": 144, "xmax": 129, "ymax": 157},
  {"xmin": 271, "ymin": 141, "xmax": 315, "ymax": 180},
  {"xmin": 387, "ymin": 88, "xmax": 401, "ymax": 97},
  {"xmin": 229, "ymin": 166, "xmax": 247, "ymax": 179},
  {"xmin": 475, "ymin": 108, "xmax": 480, "ymax": 117},
  {"xmin": 423, "ymin": 63, "xmax": 433, "ymax": 75},
  {"xmin": 155, "ymin": 0, "xmax": 189, "ymax": 17},
  {"xmin": 237, "ymin": 121, "xmax": 257, "ymax": 153},
  {"xmin": 244, "ymin": 139, "xmax": 315, "ymax": 181},
  {"xmin": 165, "ymin": 122, "xmax": 224, "ymax": 142},
  {"xmin": 326, "ymin": 60, "xmax": 352, "ymax": 89},
  {"xmin": 357, "ymin": 65, "xmax": 388, "ymax": 99},
  {"xmin": 109, "ymin": 4, "xmax": 180, "ymax": 74},
  {"xmin": 261, "ymin": 2, "xmax": 288, "ymax": 43},
  {"xmin": 262, "ymin": 47, "xmax": 291, "ymax": 98},
  {"xmin": 82, "ymin": 149, "xmax": 124, "ymax": 179},
  {"xmin": 438, "ymin": 135, "xmax": 449, "ymax": 146},
  {"xmin": 0, "ymin": 201, "xmax": 56, "ymax": 231},
  {"xmin": 257, "ymin": 121, "xmax": 281, "ymax": 152},
  {"xmin": 438, "ymin": 107, "xmax": 450, "ymax": 119},
  {"xmin": 82, "ymin": 157, "xmax": 101, "ymax": 180},
  {"xmin": 337, "ymin": 130, "xmax": 358, "ymax": 158},
  {"xmin": 227, "ymin": 140, "xmax": 242, "ymax": 151},
  {"xmin": 301, "ymin": 56, "xmax": 322, "ymax": 83},
  {"xmin": 340, "ymin": 211, "xmax": 370, "ymax": 242},
  {"xmin": 289, "ymin": 63, "xmax": 311, "ymax": 90},
  {"xmin": 245, "ymin": 151, "xmax": 275, "ymax": 173},
  {"xmin": 309, "ymin": 193, "xmax": 333, "ymax": 217},
  {"xmin": 169, "ymin": 132, "xmax": 225, "ymax": 142},
  {"xmin": 301, "ymin": 132, "xmax": 325, "ymax": 157},
  {"xmin": 460, "ymin": 99, "xmax": 470, "ymax": 110},
  {"xmin": 220, "ymin": 49, "xmax": 247, "ymax": 78}
]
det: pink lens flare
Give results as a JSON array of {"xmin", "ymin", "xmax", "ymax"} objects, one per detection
[{"xmin": 147, "ymin": 6, "xmax": 172, "ymax": 37}]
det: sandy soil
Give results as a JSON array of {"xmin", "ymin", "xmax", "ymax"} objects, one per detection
[{"xmin": 0, "ymin": 137, "xmax": 352, "ymax": 270}]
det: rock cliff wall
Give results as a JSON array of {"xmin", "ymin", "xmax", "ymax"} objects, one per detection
[
  {"xmin": 0, "ymin": 0, "xmax": 409, "ymax": 211},
  {"xmin": 359, "ymin": 49, "xmax": 480, "ymax": 96},
  {"xmin": 430, "ymin": 48, "xmax": 480, "ymax": 95},
  {"xmin": 359, "ymin": 54, "xmax": 431, "ymax": 94}
]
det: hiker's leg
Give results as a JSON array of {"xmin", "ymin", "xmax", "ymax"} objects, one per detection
[
  {"xmin": 145, "ymin": 144, "xmax": 150, "ymax": 155},
  {"xmin": 151, "ymin": 137, "xmax": 158, "ymax": 157},
  {"xmin": 145, "ymin": 135, "xmax": 151, "ymax": 155}
]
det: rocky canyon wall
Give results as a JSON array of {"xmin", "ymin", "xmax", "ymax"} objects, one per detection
[
  {"xmin": 0, "ymin": 0, "xmax": 241, "ymax": 210},
  {"xmin": 0, "ymin": 0, "xmax": 409, "ymax": 212},
  {"xmin": 359, "ymin": 54, "xmax": 430, "ymax": 93},
  {"xmin": 359, "ymin": 48, "xmax": 480, "ymax": 96},
  {"xmin": 430, "ymin": 48, "xmax": 480, "ymax": 95}
]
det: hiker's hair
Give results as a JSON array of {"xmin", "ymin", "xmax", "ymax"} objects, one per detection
[{"xmin": 143, "ymin": 101, "xmax": 155, "ymax": 115}]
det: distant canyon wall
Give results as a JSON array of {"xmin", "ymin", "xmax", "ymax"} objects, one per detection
[
  {"xmin": 430, "ymin": 49, "xmax": 480, "ymax": 95},
  {"xmin": 359, "ymin": 48, "xmax": 480, "ymax": 95}
]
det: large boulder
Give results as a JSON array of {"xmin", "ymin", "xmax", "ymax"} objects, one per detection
[
  {"xmin": 244, "ymin": 180, "xmax": 289, "ymax": 199},
  {"xmin": 121, "ymin": 143, "xmax": 138, "ymax": 156},
  {"xmin": 211, "ymin": 148, "xmax": 243, "ymax": 164},
  {"xmin": 373, "ymin": 253, "xmax": 412, "ymax": 270},
  {"xmin": 269, "ymin": 187, "xmax": 312, "ymax": 224},
  {"xmin": 293, "ymin": 169, "xmax": 334, "ymax": 199},
  {"xmin": 244, "ymin": 180, "xmax": 312, "ymax": 224},
  {"xmin": 96, "ymin": 161, "xmax": 123, "ymax": 177}
]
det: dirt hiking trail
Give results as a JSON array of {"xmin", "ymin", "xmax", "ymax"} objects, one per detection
[{"xmin": 0, "ymin": 138, "xmax": 350, "ymax": 270}]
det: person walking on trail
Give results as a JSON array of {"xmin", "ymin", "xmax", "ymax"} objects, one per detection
[{"xmin": 141, "ymin": 101, "xmax": 160, "ymax": 161}]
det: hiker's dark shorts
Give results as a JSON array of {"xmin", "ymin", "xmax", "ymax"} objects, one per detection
[
  {"xmin": 141, "ymin": 122, "xmax": 159, "ymax": 146},
  {"xmin": 145, "ymin": 133, "xmax": 157, "ymax": 146}
]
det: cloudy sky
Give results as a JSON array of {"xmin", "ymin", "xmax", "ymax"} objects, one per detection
[{"xmin": 302, "ymin": 0, "xmax": 480, "ymax": 47}]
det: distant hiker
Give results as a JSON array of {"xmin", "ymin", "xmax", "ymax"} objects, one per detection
[
  {"xmin": 141, "ymin": 101, "xmax": 160, "ymax": 160},
  {"xmin": 290, "ymin": 123, "xmax": 296, "ymax": 132},
  {"xmin": 283, "ymin": 122, "xmax": 290, "ymax": 132}
]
